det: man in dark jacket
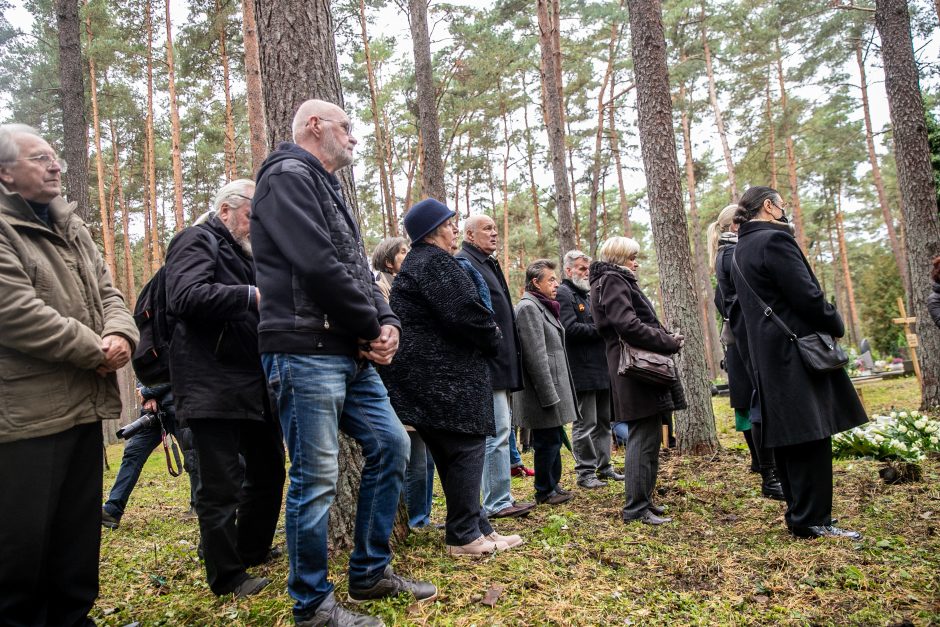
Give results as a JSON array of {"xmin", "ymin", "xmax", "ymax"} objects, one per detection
[
  {"xmin": 0, "ymin": 124, "xmax": 139, "ymax": 626},
  {"xmin": 251, "ymin": 99, "xmax": 436, "ymax": 627},
  {"xmin": 456, "ymin": 215, "xmax": 535, "ymax": 519},
  {"xmin": 165, "ymin": 178, "xmax": 285, "ymax": 598},
  {"xmin": 557, "ymin": 250, "xmax": 623, "ymax": 489}
]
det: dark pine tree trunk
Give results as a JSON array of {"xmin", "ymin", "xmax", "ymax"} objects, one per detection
[
  {"xmin": 875, "ymin": 0, "xmax": 940, "ymax": 411},
  {"xmin": 55, "ymin": 0, "xmax": 90, "ymax": 222},
  {"xmin": 253, "ymin": 0, "xmax": 407, "ymax": 549},
  {"xmin": 626, "ymin": 0, "xmax": 718, "ymax": 453}
]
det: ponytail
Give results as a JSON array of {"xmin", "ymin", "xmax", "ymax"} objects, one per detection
[{"xmin": 707, "ymin": 204, "xmax": 739, "ymax": 271}]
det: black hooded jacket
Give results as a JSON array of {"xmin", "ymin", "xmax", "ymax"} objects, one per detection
[
  {"xmin": 251, "ymin": 143, "xmax": 399, "ymax": 355},
  {"xmin": 165, "ymin": 216, "xmax": 266, "ymax": 421}
]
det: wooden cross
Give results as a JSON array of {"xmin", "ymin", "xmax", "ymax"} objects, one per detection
[{"xmin": 892, "ymin": 297, "xmax": 923, "ymax": 390}]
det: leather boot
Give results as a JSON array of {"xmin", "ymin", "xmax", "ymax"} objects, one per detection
[{"xmin": 760, "ymin": 467, "xmax": 786, "ymax": 501}]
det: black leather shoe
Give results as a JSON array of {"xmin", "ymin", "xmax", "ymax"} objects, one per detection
[
  {"xmin": 790, "ymin": 525, "xmax": 862, "ymax": 540},
  {"xmin": 232, "ymin": 576, "xmax": 270, "ymax": 598},
  {"xmin": 648, "ymin": 503, "xmax": 667, "ymax": 516},
  {"xmin": 760, "ymin": 469, "xmax": 786, "ymax": 501},
  {"xmin": 555, "ymin": 486, "xmax": 572, "ymax": 496},
  {"xmin": 348, "ymin": 565, "xmax": 438, "ymax": 604},
  {"xmin": 296, "ymin": 592, "xmax": 384, "ymax": 626},
  {"xmin": 577, "ymin": 476, "xmax": 607, "ymax": 489},
  {"xmin": 597, "ymin": 468, "xmax": 625, "ymax": 481}
]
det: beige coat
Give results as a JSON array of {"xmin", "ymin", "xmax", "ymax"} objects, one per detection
[{"xmin": 0, "ymin": 184, "xmax": 138, "ymax": 443}]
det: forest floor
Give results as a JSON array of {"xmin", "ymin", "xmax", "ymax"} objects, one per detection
[{"xmin": 93, "ymin": 376, "xmax": 939, "ymax": 626}]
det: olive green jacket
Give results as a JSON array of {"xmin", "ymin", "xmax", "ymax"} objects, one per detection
[{"xmin": 0, "ymin": 184, "xmax": 138, "ymax": 443}]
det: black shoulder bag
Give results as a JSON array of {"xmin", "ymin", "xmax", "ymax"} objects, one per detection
[{"xmin": 731, "ymin": 254, "xmax": 848, "ymax": 373}]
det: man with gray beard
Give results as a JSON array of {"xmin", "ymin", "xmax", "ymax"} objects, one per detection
[
  {"xmin": 556, "ymin": 250, "xmax": 623, "ymax": 488},
  {"xmin": 164, "ymin": 178, "xmax": 286, "ymax": 598}
]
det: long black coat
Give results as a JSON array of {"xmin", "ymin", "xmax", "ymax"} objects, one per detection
[
  {"xmin": 455, "ymin": 242, "xmax": 522, "ymax": 391},
  {"xmin": 589, "ymin": 262, "xmax": 685, "ymax": 422},
  {"xmin": 165, "ymin": 216, "xmax": 267, "ymax": 422},
  {"xmin": 733, "ymin": 221, "xmax": 867, "ymax": 448},
  {"xmin": 557, "ymin": 280, "xmax": 609, "ymax": 392},
  {"xmin": 714, "ymin": 243, "xmax": 754, "ymax": 410},
  {"xmin": 381, "ymin": 243, "xmax": 501, "ymax": 436}
]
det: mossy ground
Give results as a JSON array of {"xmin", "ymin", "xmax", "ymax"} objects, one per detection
[{"xmin": 94, "ymin": 376, "xmax": 939, "ymax": 625}]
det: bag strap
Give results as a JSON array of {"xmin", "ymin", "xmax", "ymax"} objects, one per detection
[{"xmin": 730, "ymin": 252, "xmax": 798, "ymax": 341}]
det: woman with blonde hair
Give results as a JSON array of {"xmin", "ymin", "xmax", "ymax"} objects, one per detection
[
  {"xmin": 589, "ymin": 237, "xmax": 686, "ymax": 525},
  {"xmin": 709, "ymin": 204, "xmax": 784, "ymax": 500}
]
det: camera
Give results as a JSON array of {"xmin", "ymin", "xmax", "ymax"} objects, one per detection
[{"xmin": 117, "ymin": 411, "xmax": 163, "ymax": 440}]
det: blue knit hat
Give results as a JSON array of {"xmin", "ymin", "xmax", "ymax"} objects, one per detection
[{"xmin": 404, "ymin": 198, "xmax": 456, "ymax": 243}]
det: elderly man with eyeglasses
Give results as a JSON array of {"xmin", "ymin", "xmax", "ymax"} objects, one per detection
[
  {"xmin": 0, "ymin": 123, "xmax": 138, "ymax": 625},
  {"xmin": 252, "ymin": 99, "xmax": 436, "ymax": 626}
]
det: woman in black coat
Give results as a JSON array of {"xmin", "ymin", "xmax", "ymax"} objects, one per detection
[
  {"xmin": 381, "ymin": 199, "xmax": 522, "ymax": 557},
  {"xmin": 589, "ymin": 236, "xmax": 686, "ymax": 525},
  {"xmin": 732, "ymin": 186, "xmax": 867, "ymax": 540},
  {"xmin": 708, "ymin": 204, "xmax": 784, "ymax": 501}
]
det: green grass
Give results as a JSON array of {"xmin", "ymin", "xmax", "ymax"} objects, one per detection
[{"xmin": 95, "ymin": 376, "xmax": 940, "ymax": 625}]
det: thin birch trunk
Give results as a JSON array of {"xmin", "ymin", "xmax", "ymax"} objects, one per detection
[
  {"xmin": 145, "ymin": 0, "xmax": 161, "ymax": 269},
  {"xmin": 608, "ymin": 68, "xmax": 631, "ymax": 237},
  {"xmin": 108, "ymin": 119, "xmax": 135, "ymax": 305}
]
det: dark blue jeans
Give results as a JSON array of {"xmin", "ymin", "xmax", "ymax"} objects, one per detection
[
  {"xmin": 508, "ymin": 428, "xmax": 522, "ymax": 467},
  {"xmin": 404, "ymin": 430, "xmax": 434, "ymax": 528},
  {"xmin": 262, "ymin": 354, "xmax": 410, "ymax": 619},
  {"xmin": 103, "ymin": 411, "xmax": 199, "ymax": 519}
]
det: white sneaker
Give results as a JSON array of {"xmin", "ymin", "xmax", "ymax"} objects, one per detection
[
  {"xmin": 446, "ymin": 534, "xmax": 499, "ymax": 557},
  {"xmin": 485, "ymin": 532, "xmax": 524, "ymax": 551}
]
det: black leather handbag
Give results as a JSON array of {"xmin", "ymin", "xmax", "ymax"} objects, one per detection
[
  {"xmin": 617, "ymin": 339, "xmax": 677, "ymax": 386},
  {"xmin": 732, "ymin": 256, "xmax": 848, "ymax": 373}
]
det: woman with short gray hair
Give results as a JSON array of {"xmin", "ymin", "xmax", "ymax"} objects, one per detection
[
  {"xmin": 513, "ymin": 259, "xmax": 580, "ymax": 505},
  {"xmin": 589, "ymin": 237, "xmax": 686, "ymax": 525}
]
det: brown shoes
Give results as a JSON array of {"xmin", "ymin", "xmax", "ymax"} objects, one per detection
[{"xmin": 489, "ymin": 502, "xmax": 535, "ymax": 518}]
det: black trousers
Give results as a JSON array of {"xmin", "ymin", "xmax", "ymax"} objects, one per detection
[
  {"xmin": 0, "ymin": 422, "xmax": 101, "ymax": 627},
  {"xmin": 747, "ymin": 421, "xmax": 776, "ymax": 472},
  {"xmin": 415, "ymin": 426, "xmax": 492, "ymax": 546},
  {"xmin": 188, "ymin": 418, "xmax": 286, "ymax": 595},
  {"xmin": 531, "ymin": 426, "xmax": 565, "ymax": 499},
  {"xmin": 773, "ymin": 436, "xmax": 833, "ymax": 528},
  {"xmin": 623, "ymin": 413, "xmax": 663, "ymax": 520}
]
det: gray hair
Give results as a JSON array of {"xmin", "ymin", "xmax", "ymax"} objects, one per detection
[
  {"xmin": 212, "ymin": 178, "xmax": 255, "ymax": 213},
  {"xmin": 563, "ymin": 249, "xmax": 590, "ymax": 269},
  {"xmin": 525, "ymin": 258, "xmax": 556, "ymax": 287},
  {"xmin": 598, "ymin": 236, "xmax": 640, "ymax": 266},
  {"xmin": 371, "ymin": 236, "xmax": 408, "ymax": 274},
  {"xmin": 0, "ymin": 124, "xmax": 43, "ymax": 164}
]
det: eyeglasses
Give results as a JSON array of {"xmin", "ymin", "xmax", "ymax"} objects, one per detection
[
  {"xmin": 18, "ymin": 154, "xmax": 68, "ymax": 173},
  {"xmin": 317, "ymin": 117, "xmax": 354, "ymax": 136}
]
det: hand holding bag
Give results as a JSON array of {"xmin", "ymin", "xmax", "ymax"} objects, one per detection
[{"xmin": 731, "ymin": 255, "xmax": 848, "ymax": 373}]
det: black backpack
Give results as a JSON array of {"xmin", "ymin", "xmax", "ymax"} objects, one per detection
[{"xmin": 131, "ymin": 225, "xmax": 219, "ymax": 386}]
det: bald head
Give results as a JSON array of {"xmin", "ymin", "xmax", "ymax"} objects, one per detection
[
  {"xmin": 291, "ymin": 99, "xmax": 357, "ymax": 174},
  {"xmin": 464, "ymin": 213, "xmax": 499, "ymax": 255}
]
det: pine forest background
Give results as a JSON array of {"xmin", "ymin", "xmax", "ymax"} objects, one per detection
[{"xmin": 1, "ymin": 0, "xmax": 939, "ymax": 382}]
